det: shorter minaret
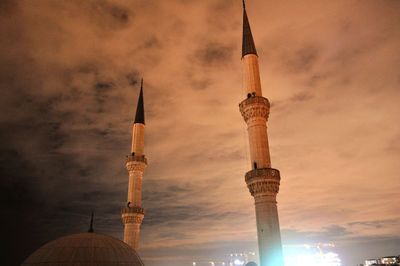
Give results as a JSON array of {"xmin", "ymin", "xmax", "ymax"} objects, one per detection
[{"xmin": 121, "ymin": 79, "xmax": 147, "ymax": 250}]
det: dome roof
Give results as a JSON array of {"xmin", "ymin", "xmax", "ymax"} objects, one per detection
[{"xmin": 22, "ymin": 232, "xmax": 144, "ymax": 266}]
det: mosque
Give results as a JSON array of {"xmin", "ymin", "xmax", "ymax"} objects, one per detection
[{"xmin": 21, "ymin": 1, "xmax": 284, "ymax": 266}]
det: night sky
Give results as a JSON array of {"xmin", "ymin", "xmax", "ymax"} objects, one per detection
[{"xmin": 1, "ymin": 0, "xmax": 399, "ymax": 265}]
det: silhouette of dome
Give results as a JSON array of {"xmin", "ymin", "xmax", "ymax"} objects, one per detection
[
  {"xmin": 245, "ymin": 262, "xmax": 257, "ymax": 266},
  {"xmin": 22, "ymin": 232, "xmax": 144, "ymax": 266}
]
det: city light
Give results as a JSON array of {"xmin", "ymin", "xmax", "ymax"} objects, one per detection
[
  {"xmin": 233, "ymin": 259, "xmax": 244, "ymax": 265},
  {"xmin": 283, "ymin": 244, "xmax": 342, "ymax": 266},
  {"xmin": 188, "ymin": 246, "xmax": 342, "ymax": 266}
]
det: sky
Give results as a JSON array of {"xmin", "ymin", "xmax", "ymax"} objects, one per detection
[{"xmin": 0, "ymin": 0, "xmax": 399, "ymax": 265}]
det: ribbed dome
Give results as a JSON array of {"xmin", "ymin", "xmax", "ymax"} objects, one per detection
[{"xmin": 22, "ymin": 232, "xmax": 144, "ymax": 266}]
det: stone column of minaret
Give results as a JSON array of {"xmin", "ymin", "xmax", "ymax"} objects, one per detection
[
  {"xmin": 121, "ymin": 79, "xmax": 147, "ymax": 250},
  {"xmin": 239, "ymin": 2, "xmax": 284, "ymax": 266}
]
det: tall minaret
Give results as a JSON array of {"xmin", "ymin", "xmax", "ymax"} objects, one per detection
[
  {"xmin": 239, "ymin": 1, "xmax": 284, "ymax": 266},
  {"xmin": 121, "ymin": 79, "xmax": 147, "ymax": 250}
]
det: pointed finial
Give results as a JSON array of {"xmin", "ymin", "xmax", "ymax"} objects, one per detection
[
  {"xmin": 134, "ymin": 78, "xmax": 145, "ymax": 124},
  {"xmin": 242, "ymin": 0, "xmax": 257, "ymax": 57},
  {"xmin": 88, "ymin": 211, "xmax": 94, "ymax": 233}
]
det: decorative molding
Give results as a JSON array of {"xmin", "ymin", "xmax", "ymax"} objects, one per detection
[
  {"xmin": 126, "ymin": 160, "xmax": 147, "ymax": 172},
  {"xmin": 247, "ymin": 180, "xmax": 280, "ymax": 197},
  {"xmin": 245, "ymin": 168, "xmax": 280, "ymax": 182},
  {"xmin": 245, "ymin": 168, "xmax": 281, "ymax": 198},
  {"xmin": 122, "ymin": 214, "xmax": 144, "ymax": 224},
  {"xmin": 239, "ymin": 96, "xmax": 270, "ymax": 123},
  {"xmin": 121, "ymin": 207, "xmax": 144, "ymax": 224}
]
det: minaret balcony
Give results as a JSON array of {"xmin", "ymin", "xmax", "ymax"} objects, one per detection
[
  {"xmin": 121, "ymin": 206, "xmax": 145, "ymax": 225},
  {"xmin": 245, "ymin": 168, "xmax": 281, "ymax": 198},
  {"xmin": 121, "ymin": 206, "xmax": 145, "ymax": 215},
  {"xmin": 126, "ymin": 154, "xmax": 147, "ymax": 164},
  {"xmin": 239, "ymin": 95, "xmax": 270, "ymax": 108},
  {"xmin": 245, "ymin": 167, "xmax": 280, "ymax": 183},
  {"xmin": 239, "ymin": 96, "xmax": 270, "ymax": 122}
]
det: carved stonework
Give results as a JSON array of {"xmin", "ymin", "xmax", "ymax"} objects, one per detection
[
  {"xmin": 121, "ymin": 207, "xmax": 144, "ymax": 224},
  {"xmin": 245, "ymin": 168, "xmax": 280, "ymax": 182},
  {"xmin": 239, "ymin": 96, "xmax": 270, "ymax": 123},
  {"xmin": 126, "ymin": 160, "xmax": 147, "ymax": 172},
  {"xmin": 247, "ymin": 180, "xmax": 280, "ymax": 196},
  {"xmin": 245, "ymin": 168, "xmax": 281, "ymax": 198}
]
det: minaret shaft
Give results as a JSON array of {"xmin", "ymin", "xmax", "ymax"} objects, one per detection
[
  {"xmin": 246, "ymin": 115, "xmax": 271, "ymax": 169},
  {"xmin": 243, "ymin": 54, "xmax": 262, "ymax": 97},
  {"xmin": 131, "ymin": 123, "xmax": 145, "ymax": 155},
  {"xmin": 127, "ymin": 167, "xmax": 144, "ymax": 206},
  {"xmin": 240, "ymin": 3, "xmax": 284, "ymax": 266},
  {"xmin": 122, "ymin": 81, "xmax": 146, "ymax": 250},
  {"xmin": 254, "ymin": 198, "xmax": 284, "ymax": 266}
]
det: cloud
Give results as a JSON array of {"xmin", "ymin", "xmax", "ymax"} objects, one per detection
[{"xmin": 0, "ymin": 0, "xmax": 399, "ymax": 266}]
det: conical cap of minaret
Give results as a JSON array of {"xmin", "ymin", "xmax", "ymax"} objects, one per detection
[
  {"xmin": 134, "ymin": 79, "xmax": 145, "ymax": 125},
  {"xmin": 242, "ymin": 0, "xmax": 257, "ymax": 58},
  {"xmin": 242, "ymin": 1, "xmax": 262, "ymax": 96},
  {"xmin": 131, "ymin": 79, "xmax": 145, "ymax": 155}
]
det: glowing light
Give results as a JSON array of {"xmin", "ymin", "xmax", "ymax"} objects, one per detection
[
  {"xmin": 233, "ymin": 259, "xmax": 244, "ymax": 265},
  {"xmin": 192, "ymin": 262, "xmax": 196, "ymax": 266},
  {"xmin": 283, "ymin": 244, "xmax": 342, "ymax": 266}
]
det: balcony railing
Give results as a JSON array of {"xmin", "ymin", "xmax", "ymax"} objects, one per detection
[
  {"xmin": 239, "ymin": 96, "xmax": 270, "ymax": 109},
  {"xmin": 245, "ymin": 167, "xmax": 280, "ymax": 182},
  {"xmin": 126, "ymin": 154, "xmax": 147, "ymax": 164},
  {"xmin": 121, "ymin": 206, "xmax": 145, "ymax": 215}
]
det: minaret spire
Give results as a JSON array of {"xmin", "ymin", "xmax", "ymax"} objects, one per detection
[
  {"xmin": 122, "ymin": 79, "xmax": 147, "ymax": 250},
  {"xmin": 242, "ymin": 1, "xmax": 257, "ymax": 58},
  {"xmin": 134, "ymin": 79, "xmax": 145, "ymax": 124},
  {"xmin": 239, "ymin": 2, "xmax": 285, "ymax": 266},
  {"xmin": 88, "ymin": 211, "xmax": 94, "ymax": 233}
]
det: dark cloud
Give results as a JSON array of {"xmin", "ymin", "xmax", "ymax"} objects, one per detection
[
  {"xmin": 0, "ymin": 0, "xmax": 17, "ymax": 15},
  {"xmin": 290, "ymin": 92, "xmax": 313, "ymax": 103},
  {"xmin": 281, "ymin": 225, "xmax": 351, "ymax": 245},
  {"xmin": 126, "ymin": 71, "xmax": 141, "ymax": 86},
  {"xmin": 189, "ymin": 78, "xmax": 212, "ymax": 91},
  {"xmin": 195, "ymin": 42, "xmax": 234, "ymax": 67},
  {"xmin": 348, "ymin": 219, "xmax": 399, "ymax": 229},
  {"xmin": 85, "ymin": 1, "xmax": 131, "ymax": 29},
  {"xmin": 142, "ymin": 36, "xmax": 161, "ymax": 49},
  {"xmin": 284, "ymin": 45, "xmax": 320, "ymax": 73}
]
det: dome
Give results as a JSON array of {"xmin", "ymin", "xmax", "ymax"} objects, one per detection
[{"xmin": 22, "ymin": 232, "xmax": 144, "ymax": 266}]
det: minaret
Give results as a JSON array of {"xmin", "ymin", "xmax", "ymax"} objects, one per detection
[
  {"xmin": 121, "ymin": 79, "xmax": 147, "ymax": 250},
  {"xmin": 239, "ymin": 1, "xmax": 284, "ymax": 266}
]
